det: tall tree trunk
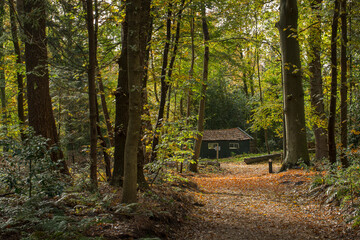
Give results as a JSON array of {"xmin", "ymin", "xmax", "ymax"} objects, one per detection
[
  {"xmin": 328, "ymin": 0, "xmax": 340, "ymax": 165},
  {"xmin": 96, "ymin": 99, "xmax": 112, "ymax": 181},
  {"xmin": 189, "ymin": 2, "xmax": 209, "ymax": 173},
  {"xmin": 187, "ymin": 6, "xmax": 195, "ymax": 126},
  {"xmin": 240, "ymin": 51, "xmax": 249, "ymax": 97},
  {"xmin": 122, "ymin": 0, "xmax": 151, "ymax": 203},
  {"xmin": 277, "ymin": 0, "xmax": 310, "ymax": 171},
  {"xmin": 150, "ymin": 5, "xmax": 172, "ymax": 163},
  {"xmin": 23, "ymin": 0, "xmax": 69, "ymax": 174},
  {"xmin": 94, "ymin": 0, "xmax": 114, "ymax": 147},
  {"xmin": 182, "ymin": 8, "xmax": 195, "ymax": 173},
  {"xmin": 309, "ymin": 0, "xmax": 328, "ymax": 160},
  {"xmin": 165, "ymin": 0, "xmax": 185, "ymax": 122},
  {"xmin": 340, "ymin": 0, "xmax": 348, "ymax": 167},
  {"xmin": 0, "ymin": 0, "xmax": 6, "ymax": 131},
  {"xmin": 93, "ymin": 0, "xmax": 111, "ymax": 180},
  {"xmin": 111, "ymin": 13, "xmax": 128, "ymax": 187},
  {"xmin": 9, "ymin": 0, "xmax": 25, "ymax": 140},
  {"xmin": 85, "ymin": 0, "xmax": 98, "ymax": 189},
  {"xmin": 137, "ymin": 10, "xmax": 153, "ymax": 190}
]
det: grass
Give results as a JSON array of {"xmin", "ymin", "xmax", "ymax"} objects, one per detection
[{"xmin": 200, "ymin": 151, "xmax": 283, "ymax": 164}]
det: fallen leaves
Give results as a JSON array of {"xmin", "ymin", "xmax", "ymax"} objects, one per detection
[{"xmin": 171, "ymin": 161, "xmax": 360, "ymax": 240}]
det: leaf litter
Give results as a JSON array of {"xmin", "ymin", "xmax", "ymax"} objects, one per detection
[{"xmin": 171, "ymin": 161, "xmax": 360, "ymax": 240}]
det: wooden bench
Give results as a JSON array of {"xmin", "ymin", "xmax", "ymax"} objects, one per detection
[{"xmin": 244, "ymin": 153, "xmax": 282, "ymax": 164}]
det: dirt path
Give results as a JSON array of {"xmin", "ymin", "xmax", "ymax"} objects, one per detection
[{"xmin": 171, "ymin": 162, "xmax": 359, "ymax": 240}]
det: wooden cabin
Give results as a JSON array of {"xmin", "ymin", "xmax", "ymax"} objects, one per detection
[{"xmin": 200, "ymin": 128, "xmax": 253, "ymax": 159}]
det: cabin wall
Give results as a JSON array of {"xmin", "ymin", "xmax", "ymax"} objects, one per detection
[{"xmin": 200, "ymin": 140, "xmax": 251, "ymax": 159}]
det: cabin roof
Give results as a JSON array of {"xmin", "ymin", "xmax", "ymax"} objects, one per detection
[{"xmin": 202, "ymin": 128, "xmax": 253, "ymax": 141}]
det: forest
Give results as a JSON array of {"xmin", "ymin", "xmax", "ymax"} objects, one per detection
[{"xmin": 0, "ymin": 0, "xmax": 360, "ymax": 239}]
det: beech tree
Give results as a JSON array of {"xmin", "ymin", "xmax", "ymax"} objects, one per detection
[
  {"xmin": 189, "ymin": 1, "xmax": 210, "ymax": 173},
  {"xmin": 150, "ymin": 4, "xmax": 172, "ymax": 163},
  {"xmin": 308, "ymin": 0, "xmax": 328, "ymax": 160},
  {"xmin": 84, "ymin": 0, "xmax": 98, "ymax": 189},
  {"xmin": 328, "ymin": 0, "xmax": 340, "ymax": 165},
  {"xmin": 122, "ymin": 0, "xmax": 151, "ymax": 203},
  {"xmin": 112, "ymin": 11, "xmax": 128, "ymax": 187},
  {"xmin": 340, "ymin": 0, "xmax": 348, "ymax": 167},
  {"xmin": 277, "ymin": 0, "xmax": 309, "ymax": 170},
  {"xmin": 0, "ymin": 1, "xmax": 5, "ymax": 129}
]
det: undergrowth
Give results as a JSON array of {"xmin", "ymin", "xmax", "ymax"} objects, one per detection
[
  {"xmin": 0, "ymin": 130, "xmax": 194, "ymax": 239},
  {"xmin": 310, "ymin": 151, "xmax": 360, "ymax": 227}
]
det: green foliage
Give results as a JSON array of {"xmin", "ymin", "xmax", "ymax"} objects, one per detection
[
  {"xmin": 0, "ymin": 193, "xmax": 106, "ymax": 240},
  {"xmin": 0, "ymin": 128, "xmax": 68, "ymax": 197},
  {"xmin": 205, "ymin": 70, "xmax": 251, "ymax": 130},
  {"xmin": 311, "ymin": 152, "xmax": 360, "ymax": 226},
  {"xmin": 147, "ymin": 118, "xmax": 196, "ymax": 172}
]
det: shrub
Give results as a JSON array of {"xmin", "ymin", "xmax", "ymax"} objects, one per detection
[{"xmin": 0, "ymin": 128, "xmax": 68, "ymax": 197}]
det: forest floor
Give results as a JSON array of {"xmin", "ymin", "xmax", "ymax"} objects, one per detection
[
  {"xmin": 2, "ymin": 160, "xmax": 360, "ymax": 239},
  {"xmin": 170, "ymin": 161, "xmax": 360, "ymax": 240}
]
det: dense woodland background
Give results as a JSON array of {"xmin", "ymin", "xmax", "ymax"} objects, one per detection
[{"xmin": 0, "ymin": 0, "xmax": 360, "ymax": 238}]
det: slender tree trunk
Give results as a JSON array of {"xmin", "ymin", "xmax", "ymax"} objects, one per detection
[
  {"xmin": 150, "ymin": 5, "xmax": 172, "ymax": 162},
  {"xmin": 111, "ymin": 13, "xmax": 128, "ymax": 187},
  {"xmin": 277, "ymin": 0, "xmax": 309, "ymax": 171},
  {"xmin": 122, "ymin": 0, "xmax": 151, "ymax": 203},
  {"xmin": 166, "ymin": 86, "xmax": 171, "ymax": 121},
  {"xmin": 328, "ymin": 0, "xmax": 340, "ymax": 165},
  {"xmin": 9, "ymin": 0, "xmax": 25, "ymax": 140},
  {"xmin": 94, "ymin": 0, "xmax": 114, "ymax": 147},
  {"xmin": 23, "ymin": 0, "xmax": 69, "ymax": 174},
  {"xmin": 189, "ymin": 2, "xmax": 210, "ymax": 173},
  {"xmin": 0, "ymin": 1, "xmax": 6, "ymax": 130},
  {"xmin": 255, "ymin": 14, "xmax": 270, "ymax": 155},
  {"xmin": 96, "ymin": 99, "xmax": 112, "ymax": 181},
  {"xmin": 182, "ymin": 8, "xmax": 195, "ymax": 173},
  {"xmin": 281, "ymin": 65, "xmax": 287, "ymax": 160},
  {"xmin": 93, "ymin": 0, "xmax": 111, "ymax": 180},
  {"xmin": 187, "ymin": 7, "xmax": 195, "ymax": 125},
  {"xmin": 340, "ymin": 0, "xmax": 348, "ymax": 167},
  {"xmin": 137, "ymin": 11, "xmax": 153, "ymax": 189},
  {"xmin": 240, "ymin": 51, "xmax": 249, "ymax": 97},
  {"xmin": 165, "ymin": 0, "xmax": 185, "ymax": 122},
  {"xmin": 309, "ymin": 0, "xmax": 328, "ymax": 160},
  {"xmin": 85, "ymin": 0, "xmax": 98, "ymax": 189}
]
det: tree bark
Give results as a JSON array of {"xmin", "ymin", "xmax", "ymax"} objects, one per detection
[
  {"xmin": 111, "ymin": 13, "xmax": 128, "ymax": 187},
  {"xmin": 340, "ymin": 0, "xmax": 348, "ymax": 167},
  {"xmin": 150, "ymin": 5, "xmax": 172, "ymax": 163},
  {"xmin": 189, "ymin": 2, "xmax": 210, "ymax": 173},
  {"xmin": 137, "ymin": 8, "xmax": 153, "ymax": 190},
  {"xmin": 85, "ymin": 0, "xmax": 98, "ymax": 189},
  {"xmin": 328, "ymin": 0, "xmax": 340, "ymax": 165},
  {"xmin": 94, "ymin": 0, "xmax": 114, "ymax": 147},
  {"xmin": 165, "ymin": 0, "xmax": 185, "ymax": 122},
  {"xmin": 277, "ymin": 0, "xmax": 309, "ymax": 171},
  {"xmin": 96, "ymin": 99, "xmax": 112, "ymax": 181},
  {"xmin": 23, "ymin": 0, "xmax": 69, "ymax": 174},
  {"xmin": 122, "ymin": 0, "xmax": 151, "ymax": 203},
  {"xmin": 187, "ymin": 6, "xmax": 195, "ymax": 126},
  {"xmin": 9, "ymin": 0, "xmax": 25, "ymax": 140},
  {"xmin": 0, "ymin": 1, "xmax": 6, "ymax": 130},
  {"xmin": 309, "ymin": 0, "xmax": 328, "ymax": 160}
]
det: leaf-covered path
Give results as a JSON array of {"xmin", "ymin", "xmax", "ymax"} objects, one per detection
[{"xmin": 172, "ymin": 162, "xmax": 359, "ymax": 240}]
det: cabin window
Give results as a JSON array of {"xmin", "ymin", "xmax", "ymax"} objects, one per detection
[
  {"xmin": 208, "ymin": 143, "xmax": 218, "ymax": 149},
  {"xmin": 229, "ymin": 142, "xmax": 239, "ymax": 149}
]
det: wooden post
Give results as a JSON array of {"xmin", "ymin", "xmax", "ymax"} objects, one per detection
[{"xmin": 269, "ymin": 159, "xmax": 273, "ymax": 173}]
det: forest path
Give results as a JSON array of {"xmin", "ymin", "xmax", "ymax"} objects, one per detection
[{"xmin": 171, "ymin": 162, "xmax": 358, "ymax": 240}]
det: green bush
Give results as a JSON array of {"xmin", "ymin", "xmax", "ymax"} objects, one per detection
[
  {"xmin": 311, "ymin": 152, "xmax": 360, "ymax": 226},
  {"xmin": 0, "ymin": 128, "xmax": 68, "ymax": 197}
]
